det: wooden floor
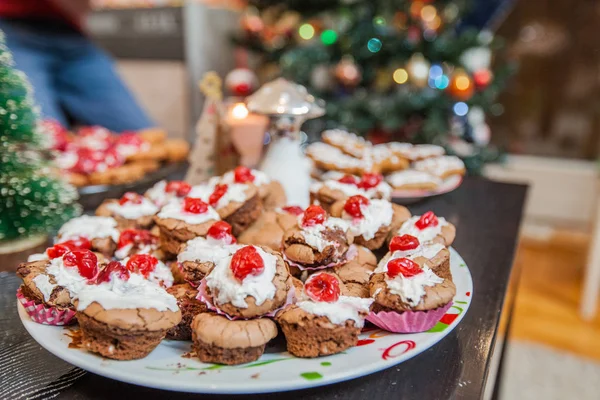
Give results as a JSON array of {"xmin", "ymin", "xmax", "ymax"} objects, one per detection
[{"xmin": 511, "ymin": 235, "xmax": 600, "ymax": 361}]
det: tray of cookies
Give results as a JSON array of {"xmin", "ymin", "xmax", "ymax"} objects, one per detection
[
  {"xmin": 307, "ymin": 129, "xmax": 465, "ymax": 203},
  {"xmin": 16, "ymin": 166, "xmax": 472, "ymax": 394}
]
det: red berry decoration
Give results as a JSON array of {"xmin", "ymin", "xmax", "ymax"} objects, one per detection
[
  {"xmin": 116, "ymin": 132, "xmax": 144, "ymax": 147},
  {"xmin": 305, "ymin": 273, "xmax": 340, "ymax": 303},
  {"xmin": 126, "ymin": 254, "xmax": 159, "ymax": 277},
  {"xmin": 47, "ymin": 238, "xmax": 92, "ymax": 259},
  {"xmin": 302, "ymin": 205, "xmax": 327, "ymax": 227},
  {"xmin": 389, "ymin": 234, "xmax": 420, "ymax": 252},
  {"xmin": 230, "ymin": 246, "xmax": 265, "ymax": 281},
  {"xmin": 183, "ymin": 197, "xmax": 209, "ymax": 214},
  {"xmin": 207, "ymin": 221, "xmax": 237, "ymax": 244},
  {"xmin": 344, "ymin": 195, "xmax": 370, "ymax": 219},
  {"xmin": 415, "ymin": 211, "xmax": 439, "ymax": 230},
  {"xmin": 387, "ymin": 257, "xmax": 423, "ymax": 279},
  {"xmin": 63, "ymin": 250, "xmax": 98, "ymax": 279},
  {"xmin": 165, "ymin": 181, "xmax": 191, "ymax": 197},
  {"xmin": 209, "ymin": 184, "xmax": 228, "ymax": 207},
  {"xmin": 357, "ymin": 173, "xmax": 383, "ymax": 190},
  {"xmin": 94, "ymin": 261, "xmax": 130, "ymax": 284},
  {"xmin": 233, "ymin": 166, "xmax": 255, "ymax": 183},
  {"xmin": 281, "ymin": 205, "xmax": 304, "ymax": 216},
  {"xmin": 117, "ymin": 229, "xmax": 157, "ymax": 249},
  {"xmin": 338, "ymin": 175, "xmax": 357, "ymax": 185},
  {"xmin": 119, "ymin": 192, "xmax": 143, "ymax": 206}
]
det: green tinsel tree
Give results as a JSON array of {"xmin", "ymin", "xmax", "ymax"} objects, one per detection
[
  {"xmin": 235, "ymin": 0, "xmax": 515, "ymax": 173},
  {"xmin": 0, "ymin": 32, "xmax": 80, "ymax": 242}
]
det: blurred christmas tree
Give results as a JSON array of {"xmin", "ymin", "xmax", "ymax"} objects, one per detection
[
  {"xmin": 234, "ymin": 0, "xmax": 516, "ymax": 173},
  {"xmin": 0, "ymin": 32, "xmax": 80, "ymax": 243}
]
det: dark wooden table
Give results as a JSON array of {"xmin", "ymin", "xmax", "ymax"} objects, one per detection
[{"xmin": 1, "ymin": 177, "xmax": 527, "ymax": 400}]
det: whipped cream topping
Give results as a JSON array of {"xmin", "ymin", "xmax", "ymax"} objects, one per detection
[
  {"xmin": 205, "ymin": 246, "xmax": 277, "ymax": 309},
  {"xmin": 397, "ymin": 215, "xmax": 448, "ymax": 243},
  {"xmin": 106, "ymin": 197, "xmax": 159, "ymax": 219},
  {"xmin": 386, "ymin": 170, "xmax": 442, "ymax": 188},
  {"xmin": 375, "ymin": 242, "xmax": 446, "ymax": 273},
  {"xmin": 58, "ymin": 215, "xmax": 120, "ymax": 243},
  {"xmin": 76, "ymin": 272, "xmax": 179, "ymax": 312},
  {"xmin": 310, "ymin": 179, "xmax": 392, "ymax": 200},
  {"xmin": 115, "ymin": 141, "xmax": 150, "ymax": 158},
  {"xmin": 55, "ymin": 151, "xmax": 78, "ymax": 170},
  {"xmin": 297, "ymin": 295, "xmax": 373, "ymax": 327},
  {"xmin": 319, "ymin": 171, "xmax": 348, "ymax": 181},
  {"xmin": 145, "ymin": 180, "xmax": 174, "ymax": 207},
  {"xmin": 343, "ymin": 199, "xmax": 393, "ymax": 240},
  {"xmin": 178, "ymin": 236, "xmax": 241, "ymax": 264},
  {"xmin": 298, "ymin": 217, "xmax": 349, "ymax": 252},
  {"xmin": 32, "ymin": 256, "xmax": 90, "ymax": 302},
  {"xmin": 27, "ymin": 253, "xmax": 48, "ymax": 262},
  {"xmin": 121, "ymin": 256, "xmax": 174, "ymax": 288},
  {"xmin": 384, "ymin": 266, "xmax": 443, "ymax": 307},
  {"xmin": 157, "ymin": 199, "xmax": 220, "ymax": 224},
  {"xmin": 220, "ymin": 169, "xmax": 271, "ymax": 187},
  {"xmin": 189, "ymin": 182, "xmax": 249, "ymax": 209},
  {"xmin": 413, "ymin": 155, "xmax": 465, "ymax": 178}
]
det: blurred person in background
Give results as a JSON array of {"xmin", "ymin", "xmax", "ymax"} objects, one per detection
[{"xmin": 0, "ymin": 0, "xmax": 154, "ymax": 132}]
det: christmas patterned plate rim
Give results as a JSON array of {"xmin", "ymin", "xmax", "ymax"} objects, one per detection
[
  {"xmin": 392, "ymin": 174, "xmax": 463, "ymax": 202},
  {"xmin": 18, "ymin": 247, "xmax": 472, "ymax": 394}
]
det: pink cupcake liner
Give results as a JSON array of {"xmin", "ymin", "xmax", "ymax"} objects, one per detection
[
  {"xmin": 196, "ymin": 279, "xmax": 296, "ymax": 320},
  {"xmin": 16, "ymin": 288, "xmax": 77, "ymax": 326},
  {"xmin": 283, "ymin": 244, "xmax": 358, "ymax": 271},
  {"xmin": 176, "ymin": 262, "xmax": 201, "ymax": 288},
  {"xmin": 366, "ymin": 302, "xmax": 453, "ymax": 333}
]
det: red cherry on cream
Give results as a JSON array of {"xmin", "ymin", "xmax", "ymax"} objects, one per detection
[
  {"xmin": 119, "ymin": 192, "xmax": 143, "ymax": 206},
  {"xmin": 94, "ymin": 261, "xmax": 130, "ymax": 284},
  {"xmin": 302, "ymin": 205, "xmax": 327, "ymax": 227},
  {"xmin": 387, "ymin": 257, "xmax": 422, "ymax": 279},
  {"xmin": 281, "ymin": 205, "xmax": 304, "ymax": 216},
  {"xmin": 209, "ymin": 184, "xmax": 228, "ymax": 207},
  {"xmin": 117, "ymin": 229, "xmax": 157, "ymax": 249},
  {"xmin": 305, "ymin": 272, "xmax": 340, "ymax": 303},
  {"xmin": 357, "ymin": 173, "xmax": 383, "ymax": 190},
  {"xmin": 389, "ymin": 234, "xmax": 420, "ymax": 252},
  {"xmin": 165, "ymin": 181, "xmax": 191, "ymax": 197},
  {"xmin": 230, "ymin": 246, "xmax": 264, "ymax": 281},
  {"xmin": 415, "ymin": 211, "xmax": 439, "ymax": 230},
  {"xmin": 47, "ymin": 238, "xmax": 92, "ymax": 259},
  {"xmin": 183, "ymin": 197, "xmax": 208, "ymax": 214},
  {"xmin": 63, "ymin": 250, "xmax": 98, "ymax": 279},
  {"xmin": 338, "ymin": 175, "xmax": 357, "ymax": 185},
  {"xmin": 233, "ymin": 166, "xmax": 255, "ymax": 183},
  {"xmin": 344, "ymin": 195, "xmax": 369, "ymax": 219},
  {"xmin": 126, "ymin": 254, "xmax": 159, "ymax": 277},
  {"xmin": 207, "ymin": 221, "xmax": 236, "ymax": 244}
]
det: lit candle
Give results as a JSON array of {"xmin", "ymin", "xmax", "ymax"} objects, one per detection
[{"xmin": 226, "ymin": 102, "xmax": 269, "ymax": 168}]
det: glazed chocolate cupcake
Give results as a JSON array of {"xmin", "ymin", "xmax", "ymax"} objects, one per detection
[
  {"xmin": 277, "ymin": 272, "xmax": 372, "ymax": 358},
  {"xmin": 282, "ymin": 205, "xmax": 354, "ymax": 272},
  {"xmin": 191, "ymin": 313, "xmax": 277, "ymax": 365},
  {"xmin": 76, "ymin": 261, "xmax": 181, "ymax": 360},
  {"xmin": 56, "ymin": 215, "xmax": 120, "ymax": 257},
  {"xmin": 154, "ymin": 197, "xmax": 221, "ymax": 256},
  {"xmin": 200, "ymin": 245, "xmax": 293, "ymax": 319},
  {"xmin": 96, "ymin": 192, "xmax": 159, "ymax": 230},
  {"xmin": 165, "ymin": 283, "xmax": 207, "ymax": 340}
]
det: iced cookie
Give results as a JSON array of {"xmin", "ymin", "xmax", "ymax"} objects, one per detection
[
  {"xmin": 154, "ymin": 197, "xmax": 220, "ymax": 256},
  {"xmin": 237, "ymin": 206, "xmax": 300, "ymax": 251},
  {"xmin": 386, "ymin": 170, "xmax": 442, "ymax": 191},
  {"xmin": 305, "ymin": 142, "xmax": 366, "ymax": 175},
  {"xmin": 96, "ymin": 192, "xmax": 159, "ymax": 230},
  {"xmin": 393, "ymin": 144, "xmax": 445, "ymax": 161},
  {"xmin": 200, "ymin": 245, "xmax": 293, "ymax": 319},
  {"xmin": 321, "ymin": 129, "xmax": 370, "ymax": 158},
  {"xmin": 177, "ymin": 221, "xmax": 240, "ymax": 284},
  {"xmin": 57, "ymin": 215, "xmax": 120, "ymax": 257},
  {"xmin": 367, "ymin": 256, "xmax": 455, "ymax": 333},
  {"xmin": 394, "ymin": 211, "xmax": 455, "ymax": 246},
  {"xmin": 310, "ymin": 173, "xmax": 392, "ymax": 213},
  {"xmin": 76, "ymin": 261, "xmax": 181, "ymax": 360},
  {"xmin": 191, "ymin": 313, "xmax": 277, "ymax": 365},
  {"xmin": 277, "ymin": 272, "xmax": 373, "ymax": 358},
  {"xmin": 413, "ymin": 155, "xmax": 466, "ymax": 179},
  {"xmin": 362, "ymin": 144, "xmax": 409, "ymax": 174},
  {"xmin": 282, "ymin": 205, "xmax": 353, "ymax": 271},
  {"xmin": 165, "ymin": 283, "xmax": 207, "ymax": 341},
  {"xmin": 145, "ymin": 180, "xmax": 192, "ymax": 207}
]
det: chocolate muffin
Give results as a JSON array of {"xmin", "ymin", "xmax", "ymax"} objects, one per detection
[
  {"xmin": 165, "ymin": 283, "xmax": 207, "ymax": 340},
  {"xmin": 56, "ymin": 215, "xmax": 120, "ymax": 257},
  {"xmin": 237, "ymin": 207, "xmax": 298, "ymax": 251}
]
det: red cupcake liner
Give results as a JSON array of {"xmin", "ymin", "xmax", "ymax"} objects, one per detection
[
  {"xmin": 283, "ymin": 244, "xmax": 358, "ymax": 271},
  {"xmin": 197, "ymin": 279, "xmax": 296, "ymax": 320},
  {"xmin": 366, "ymin": 302, "xmax": 453, "ymax": 333},
  {"xmin": 16, "ymin": 288, "xmax": 77, "ymax": 326}
]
